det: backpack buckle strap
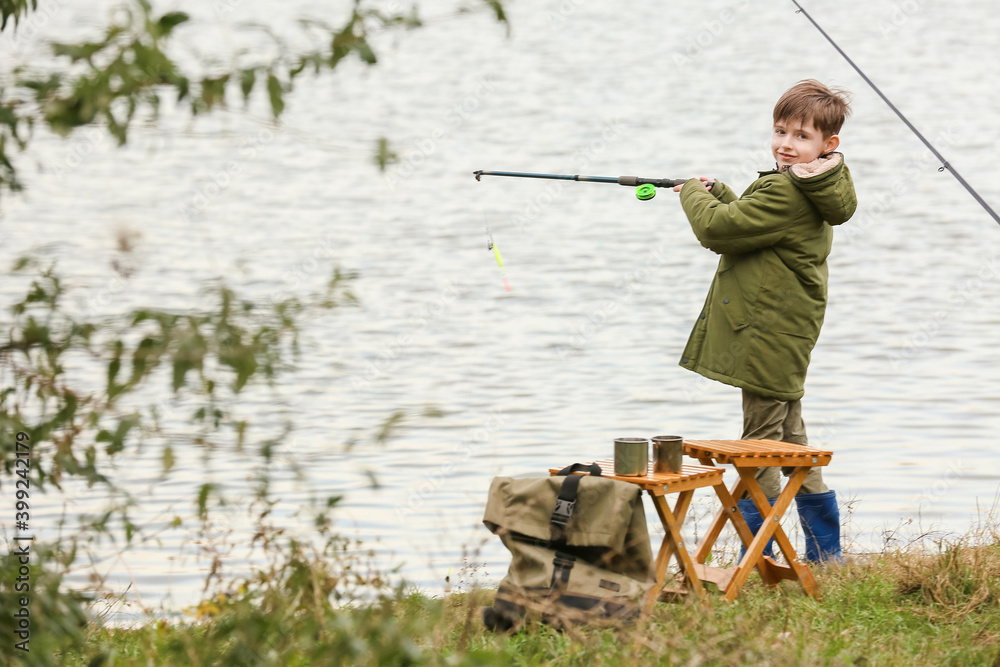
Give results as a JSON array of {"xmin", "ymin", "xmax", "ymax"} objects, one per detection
[
  {"xmin": 550, "ymin": 473, "xmax": 586, "ymax": 541},
  {"xmin": 551, "ymin": 552, "xmax": 576, "ymax": 589},
  {"xmin": 551, "ymin": 498, "xmax": 576, "ymax": 529}
]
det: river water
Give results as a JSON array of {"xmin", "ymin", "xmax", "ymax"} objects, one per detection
[{"xmin": 2, "ymin": 0, "xmax": 1000, "ymax": 620}]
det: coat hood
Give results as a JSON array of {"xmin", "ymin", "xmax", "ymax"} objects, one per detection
[{"xmin": 784, "ymin": 152, "xmax": 856, "ymax": 226}]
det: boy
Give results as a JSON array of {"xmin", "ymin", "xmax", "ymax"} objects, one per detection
[{"xmin": 673, "ymin": 80, "xmax": 856, "ymax": 562}]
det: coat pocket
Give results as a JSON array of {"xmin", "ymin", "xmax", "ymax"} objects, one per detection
[
  {"xmin": 770, "ymin": 331, "xmax": 812, "ymax": 379},
  {"xmin": 716, "ymin": 268, "xmax": 750, "ymax": 332}
]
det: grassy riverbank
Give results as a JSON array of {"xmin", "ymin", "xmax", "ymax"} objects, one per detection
[{"xmin": 59, "ymin": 538, "xmax": 1000, "ymax": 666}]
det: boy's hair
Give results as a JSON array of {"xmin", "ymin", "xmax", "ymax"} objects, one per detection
[{"xmin": 773, "ymin": 79, "xmax": 852, "ymax": 138}]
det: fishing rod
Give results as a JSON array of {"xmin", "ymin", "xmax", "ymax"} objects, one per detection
[
  {"xmin": 791, "ymin": 0, "xmax": 1000, "ymax": 228},
  {"xmin": 473, "ymin": 170, "xmax": 713, "ymax": 201}
]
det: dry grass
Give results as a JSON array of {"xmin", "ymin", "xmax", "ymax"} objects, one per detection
[{"xmin": 59, "ymin": 526, "xmax": 1000, "ymax": 667}]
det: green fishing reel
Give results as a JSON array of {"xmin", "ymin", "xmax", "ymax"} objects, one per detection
[{"xmin": 635, "ymin": 183, "xmax": 656, "ymax": 201}]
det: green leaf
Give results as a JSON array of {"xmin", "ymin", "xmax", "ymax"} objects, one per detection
[
  {"xmin": 197, "ymin": 483, "xmax": 215, "ymax": 521},
  {"xmin": 200, "ymin": 74, "xmax": 230, "ymax": 110},
  {"xmin": 1, "ymin": 0, "xmax": 39, "ymax": 31},
  {"xmin": 100, "ymin": 414, "xmax": 139, "ymax": 455},
  {"xmin": 162, "ymin": 445, "xmax": 175, "ymax": 474},
  {"xmin": 156, "ymin": 11, "xmax": 189, "ymax": 37},
  {"xmin": 107, "ymin": 358, "xmax": 120, "ymax": 387},
  {"xmin": 172, "ymin": 330, "xmax": 206, "ymax": 392},
  {"xmin": 266, "ymin": 72, "xmax": 284, "ymax": 118},
  {"xmin": 19, "ymin": 73, "xmax": 62, "ymax": 98},
  {"xmin": 72, "ymin": 321, "xmax": 97, "ymax": 345},
  {"xmin": 374, "ymin": 137, "xmax": 398, "ymax": 172},
  {"xmin": 50, "ymin": 392, "xmax": 80, "ymax": 432},
  {"xmin": 234, "ymin": 420, "xmax": 247, "ymax": 451},
  {"xmin": 481, "ymin": 0, "xmax": 510, "ymax": 36},
  {"xmin": 220, "ymin": 342, "xmax": 257, "ymax": 392},
  {"xmin": 176, "ymin": 76, "xmax": 190, "ymax": 102},
  {"xmin": 51, "ymin": 41, "xmax": 105, "ymax": 62},
  {"xmin": 289, "ymin": 58, "xmax": 307, "ymax": 80},
  {"xmin": 107, "ymin": 340, "xmax": 123, "ymax": 398},
  {"xmin": 130, "ymin": 336, "xmax": 160, "ymax": 385},
  {"xmin": 356, "ymin": 39, "xmax": 377, "ymax": 65},
  {"xmin": 375, "ymin": 410, "xmax": 404, "ymax": 444},
  {"xmin": 239, "ymin": 68, "xmax": 256, "ymax": 103},
  {"xmin": 11, "ymin": 256, "xmax": 36, "ymax": 273},
  {"xmin": 329, "ymin": 18, "xmax": 360, "ymax": 69}
]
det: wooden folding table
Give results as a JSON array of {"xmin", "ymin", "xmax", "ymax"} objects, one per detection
[
  {"xmin": 550, "ymin": 458, "xmax": 723, "ymax": 606},
  {"xmin": 683, "ymin": 439, "xmax": 833, "ymax": 602}
]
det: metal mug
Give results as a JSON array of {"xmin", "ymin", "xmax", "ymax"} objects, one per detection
[
  {"xmin": 613, "ymin": 438, "xmax": 648, "ymax": 476},
  {"xmin": 652, "ymin": 435, "xmax": 684, "ymax": 474}
]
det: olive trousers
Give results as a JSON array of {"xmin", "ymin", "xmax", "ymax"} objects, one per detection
[{"xmin": 741, "ymin": 389, "xmax": 829, "ymax": 499}]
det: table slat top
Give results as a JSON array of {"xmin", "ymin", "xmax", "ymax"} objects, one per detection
[
  {"xmin": 684, "ymin": 439, "xmax": 832, "ymax": 460},
  {"xmin": 549, "ymin": 459, "xmax": 723, "ymax": 491}
]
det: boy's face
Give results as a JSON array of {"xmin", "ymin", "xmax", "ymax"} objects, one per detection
[{"xmin": 771, "ymin": 117, "xmax": 840, "ymax": 168}]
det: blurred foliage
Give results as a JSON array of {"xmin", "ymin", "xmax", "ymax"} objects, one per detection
[
  {"xmin": 374, "ymin": 136, "xmax": 399, "ymax": 171},
  {"xmin": 0, "ymin": 545, "xmax": 90, "ymax": 666},
  {"xmin": 0, "ymin": 0, "xmax": 508, "ymax": 195},
  {"xmin": 42, "ymin": 529, "xmax": 1000, "ymax": 666},
  {"xmin": 0, "ymin": 0, "xmax": 35, "ymax": 30},
  {"xmin": 0, "ymin": 0, "xmax": 506, "ymax": 660},
  {"xmin": 0, "ymin": 256, "xmax": 356, "ymax": 534},
  {"xmin": 0, "ymin": 0, "xmax": 506, "ymax": 528}
]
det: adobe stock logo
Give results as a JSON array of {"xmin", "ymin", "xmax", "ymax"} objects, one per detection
[
  {"xmin": 350, "ymin": 279, "xmax": 462, "ymax": 393},
  {"xmin": 384, "ymin": 76, "xmax": 497, "ymax": 191},
  {"xmin": 887, "ymin": 252, "xmax": 1000, "ymax": 371},
  {"xmin": 395, "ymin": 409, "xmax": 506, "ymax": 522}
]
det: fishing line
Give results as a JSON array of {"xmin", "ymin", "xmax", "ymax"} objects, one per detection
[
  {"xmin": 791, "ymin": 0, "xmax": 1000, "ymax": 228},
  {"xmin": 473, "ymin": 172, "xmax": 711, "ymax": 290}
]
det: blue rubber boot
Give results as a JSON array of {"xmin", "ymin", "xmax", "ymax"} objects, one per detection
[
  {"xmin": 737, "ymin": 497, "xmax": 777, "ymax": 561},
  {"xmin": 794, "ymin": 489, "xmax": 844, "ymax": 563}
]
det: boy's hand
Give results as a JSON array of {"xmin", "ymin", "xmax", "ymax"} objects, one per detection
[{"xmin": 673, "ymin": 177, "xmax": 715, "ymax": 192}]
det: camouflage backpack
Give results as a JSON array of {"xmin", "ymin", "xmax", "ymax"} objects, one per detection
[{"xmin": 482, "ymin": 463, "xmax": 655, "ymax": 631}]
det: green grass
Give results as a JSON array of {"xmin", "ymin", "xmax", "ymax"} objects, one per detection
[{"xmin": 48, "ymin": 541, "xmax": 1000, "ymax": 667}]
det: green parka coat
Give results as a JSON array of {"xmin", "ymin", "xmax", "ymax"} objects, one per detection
[{"xmin": 677, "ymin": 152, "xmax": 857, "ymax": 401}]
